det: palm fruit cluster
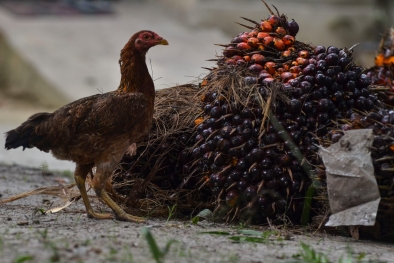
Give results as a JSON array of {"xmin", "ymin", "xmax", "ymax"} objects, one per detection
[
  {"xmin": 112, "ymin": 4, "xmax": 394, "ymax": 229},
  {"xmin": 189, "ymin": 6, "xmax": 387, "ymax": 224},
  {"xmin": 366, "ymin": 28, "xmax": 394, "ymax": 105}
]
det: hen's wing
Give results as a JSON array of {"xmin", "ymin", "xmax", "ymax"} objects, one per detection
[{"xmin": 6, "ymin": 92, "xmax": 149, "ymax": 152}]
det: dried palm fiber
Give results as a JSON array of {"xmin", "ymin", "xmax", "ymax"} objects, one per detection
[{"xmin": 110, "ymin": 84, "xmax": 215, "ymax": 217}]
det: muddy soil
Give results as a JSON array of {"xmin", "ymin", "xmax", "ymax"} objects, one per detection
[{"xmin": 0, "ymin": 164, "xmax": 393, "ymax": 263}]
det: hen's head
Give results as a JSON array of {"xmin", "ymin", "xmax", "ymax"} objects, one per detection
[{"xmin": 128, "ymin": 30, "xmax": 168, "ymax": 54}]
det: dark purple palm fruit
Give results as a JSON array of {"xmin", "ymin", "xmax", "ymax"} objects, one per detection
[
  {"xmin": 287, "ymin": 19, "xmax": 299, "ymax": 36},
  {"xmin": 244, "ymin": 76, "xmax": 258, "ymax": 86},
  {"xmin": 314, "ymin": 45, "xmax": 326, "ymax": 56}
]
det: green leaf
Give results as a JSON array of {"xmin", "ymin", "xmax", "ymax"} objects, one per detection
[
  {"xmin": 301, "ymin": 186, "xmax": 315, "ymax": 226},
  {"xmin": 237, "ymin": 229, "xmax": 264, "ymax": 236},
  {"xmin": 299, "ymin": 242, "xmax": 330, "ymax": 263},
  {"xmin": 13, "ymin": 255, "xmax": 34, "ymax": 263},
  {"xmin": 162, "ymin": 240, "xmax": 177, "ymax": 255},
  {"xmin": 191, "ymin": 216, "xmax": 200, "ymax": 224},
  {"xmin": 199, "ymin": 231, "xmax": 231, "ymax": 236},
  {"xmin": 192, "ymin": 209, "xmax": 214, "ymax": 223},
  {"xmin": 142, "ymin": 228, "xmax": 163, "ymax": 263},
  {"xmin": 229, "ymin": 236, "xmax": 268, "ymax": 243}
]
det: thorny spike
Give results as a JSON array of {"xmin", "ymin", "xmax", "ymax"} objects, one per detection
[
  {"xmin": 215, "ymin": 44, "xmax": 230, "ymax": 48},
  {"xmin": 198, "ymin": 178, "xmax": 210, "ymax": 190},
  {"xmin": 271, "ymin": 4, "xmax": 280, "ymax": 17},
  {"xmin": 261, "ymin": 0, "xmax": 274, "ymax": 15},
  {"xmin": 231, "ymin": 205, "xmax": 240, "ymax": 222},
  {"xmin": 241, "ymin": 17, "xmax": 260, "ymax": 26},
  {"xmin": 219, "ymin": 164, "xmax": 233, "ymax": 176},
  {"xmin": 248, "ymin": 162, "xmax": 258, "ymax": 173},
  {"xmin": 348, "ymin": 43, "xmax": 360, "ymax": 52},
  {"xmin": 235, "ymin": 22, "xmax": 255, "ymax": 30},
  {"xmin": 226, "ymin": 182, "xmax": 238, "ymax": 191}
]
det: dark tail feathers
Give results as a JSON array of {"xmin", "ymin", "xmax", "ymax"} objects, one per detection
[{"xmin": 5, "ymin": 112, "xmax": 51, "ymax": 152}]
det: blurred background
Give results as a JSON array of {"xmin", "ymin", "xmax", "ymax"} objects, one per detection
[{"xmin": 0, "ymin": 0, "xmax": 393, "ymax": 171}]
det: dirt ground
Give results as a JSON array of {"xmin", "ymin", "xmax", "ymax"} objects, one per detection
[{"xmin": 0, "ymin": 164, "xmax": 393, "ymax": 263}]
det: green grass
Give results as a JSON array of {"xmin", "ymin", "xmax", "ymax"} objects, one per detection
[
  {"xmin": 165, "ymin": 204, "xmax": 177, "ymax": 225},
  {"xmin": 288, "ymin": 243, "xmax": 385, "ymax": 263},
  {"xmin": 142, "ymin": 227, "xmax": 177, "ymax": 263},
  {"xmin": 12, "ymin": 255, "xmax": 34, "ymax": 263}
]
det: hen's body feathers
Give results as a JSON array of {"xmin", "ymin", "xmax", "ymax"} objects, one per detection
[{"xmin": 5, "ymin": 92, "xmax": 152, "ymax": 164}]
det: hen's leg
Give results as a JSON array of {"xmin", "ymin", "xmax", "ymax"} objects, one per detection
[
  {"xmin": 74, "ymin": 163, "xmax": 113, "ymax": 219},
  {"xmin": 91, "ymin": 161, "xmax": 145, "ymax": 223}
]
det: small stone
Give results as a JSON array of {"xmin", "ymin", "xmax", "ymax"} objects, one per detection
[{"xmin": 16, "ymin": 221, "xmax": 29, "ymax": 226}]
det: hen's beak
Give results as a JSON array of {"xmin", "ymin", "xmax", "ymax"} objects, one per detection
[{"xmin": 157, "ymin": 38, "xmax": 169, "ymax": 45}]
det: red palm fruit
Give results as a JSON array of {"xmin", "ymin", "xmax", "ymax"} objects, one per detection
[
  {"xmin": 276, "ymin": 67, "xmax": 285, "ymax": 75},
  {"xmin": 282, "ymin": 35, "xmax": 295, "ymax": 46},
  {"xmin": 247, "ymin": 37, "xmax": 260, "ymax": 48},
  {"xmin": 236, "ymin": 60, "xmax": 246, "ymax": 66},
  {"xmin": 248, "ymin": 30, "xmax": 258, "ymax": 38},
  {"xmin": 291, "ymin": 61, "xmax": 299, "ymax": 66},
  {"xmin": 267, "ymin": 15, "xmax": 280, "ymax": 27},
  {"xmin": 261, "ymin": 20, "xmax": 273, "ymax": 32},
  {"xmin": 257, "ymin": 32, "xmax": 270, "ymax": 41},
  {"xmin": 281, "ymin": 71, "xmax": 294, "ymax": 82},
  {"xmin": 262, "ymin": 77, "xmax": 275, "ymax": 83},
  {"xmin": 283, "ymin": 64, "xmax": 290, "ymax": 71},
  {"xmin": 287, "ymin": 46, "xmax": 296, "ymax": 52},
  {"xmin": 251, "ymin": 54, "xmax": 265, "ymax": 65},
  {"xmin": 264, "ymin": 62, "xmax": 276, "ymax": 74},
  {"xmin": 263, "ymin": 36, "xmax": 274, "ymax": 45},
  {"xmin": 223, "ymin": 47, "xmax": 242, "ymax": 57},
  {"xmin": 243, "ymin": 55, "xmax": 251, "ymax": 62},
  {"xmin": 275, "ymin": 27, "xmax": 286, "ymax": 35},
  {"xmin": 296, "ymin": 57, "xmax": 307, "ymax": 66},
  {"xmin": 298, "ymin": 50, "xmax": 310, "ymax": 59},
  {"xmin": 258, "ymin": 45, "xmax": 265, "ymax": 51},
  {"xmin": 292, "ymin": 73, "xmax": 298, "ymax": 78},
  {"xmin": 232, "ymin": 55, "xmax": 243, "ymax": 61},
  {"xmin": 273, "ymin": 37, "xmax": 285, "ymax": 50},
  {"xmin": 237, "ymin": 42, "xmax": 252, "ymax": 50},
  {"xmin": 290, "ymin": 66, "xmax": 301, "ymax": 74},
  {"xmin": 225, "ymin": 58, "xmax": 237, "ymax": 65},
  {"xmin": 282, "ymin": 50, "xmax": 292, "ymax": 57}
]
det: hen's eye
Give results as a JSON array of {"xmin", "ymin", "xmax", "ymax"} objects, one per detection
[{"xmin": 144, "ymin": 35, "xmax": 150, "ymax": 40}]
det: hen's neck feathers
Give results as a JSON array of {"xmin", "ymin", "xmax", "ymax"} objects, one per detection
[{"xmin": 116, "ymin": 45, "xmax": 155, "ymax": 99}]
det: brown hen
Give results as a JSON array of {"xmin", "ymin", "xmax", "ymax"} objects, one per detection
[{"xmin": 4, "ymin": 30, "xmax": 168, "ymax": 222}]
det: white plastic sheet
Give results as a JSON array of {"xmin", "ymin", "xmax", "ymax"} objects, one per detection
[{"xmin": 318, "ymin": 129, "xmax": 381, "ymax": 227}]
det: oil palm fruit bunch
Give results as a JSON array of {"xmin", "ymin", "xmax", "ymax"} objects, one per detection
[
  {"xmin": 190, "ymin": 2, "xmax": 387, "ymax": 224},
  {"xmin": 365, "ymin": 28, "xmax": 394, "ymax": 105}
]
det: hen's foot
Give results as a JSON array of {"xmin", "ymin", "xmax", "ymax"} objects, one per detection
[
  {"xmin": 115, "ymin": 212, "xmax": 145, "ymax": 223},
  {"xmin": 87, "ymin": 210, "xmax": 114, "ymax": 220}
]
